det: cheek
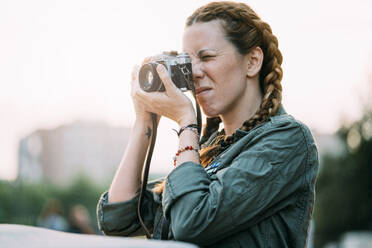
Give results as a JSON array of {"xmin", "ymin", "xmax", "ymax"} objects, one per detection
[
  {"xmin": 204, "ymin": 61, "xmax": 224, "ymax": 83},
  {"xmin": 210, "ymin": 57, "xmax": 244, "ymax": 83},
  {"xmin": 212, "ymin": 63, "xmax": 245, "ymax": 96}
]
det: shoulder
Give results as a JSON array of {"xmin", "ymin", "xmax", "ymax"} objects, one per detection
[
  {"xmin": 243, "ymin": 108, "xmax": 316, "ymax": 149},
  {"xmin": 224, "ymin": 107, "xmax": 318, "ymax": 166},
  {"xmin": 215, "ymin": 108, "xmax": 319, "ymax": 183},
  {"xmin": 205, "ymin": 107, "xmax": 318, "ymax": 172},
  {"xmin": 269, "ymin": 109, "xmax": 317, "ymax": 156}
]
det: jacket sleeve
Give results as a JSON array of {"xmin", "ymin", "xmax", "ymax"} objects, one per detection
[
  {"xmin": 162, "ymin": 120, "xmax": 317, "ymax": 245},
  {"xmin": 96, "ymin": 181, "xmax": 161, "ymax": 236}
]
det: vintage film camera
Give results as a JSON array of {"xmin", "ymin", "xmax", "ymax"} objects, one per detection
[{"xmin": 138, "ymin": 52, "xmax": 193, "ymax": 92}]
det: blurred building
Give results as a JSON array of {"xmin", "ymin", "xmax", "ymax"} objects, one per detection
[
  {"xmin": 18, "ymin": 121, "xmax": 130, "ymax": 186},
  {"xmin": 17, "ymin": 122, "xmax": 343, "ymax": 185}
]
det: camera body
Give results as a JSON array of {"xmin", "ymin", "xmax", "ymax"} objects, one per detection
[{"xmin": 138, "ymin": 52, "xmax": 193, "ymax": 92}]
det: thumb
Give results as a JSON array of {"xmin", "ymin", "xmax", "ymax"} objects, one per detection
[{"xmin": 156, "ymin": 64, "xmax": 179, "ymax": 94}]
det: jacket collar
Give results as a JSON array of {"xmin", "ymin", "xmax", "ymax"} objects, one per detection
[
  {"xmin": 233, "ymin": 105, "xmax": 287, "ymax": 141},
  {"xmin": 202, "ymin": 105, "xmax": 287, "ymax": 145}
]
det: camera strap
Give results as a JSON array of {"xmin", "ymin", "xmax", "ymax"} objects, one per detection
[
  {"xmin": 137, "ymin": 113, "xmax": 158, "ymax": 239},
  {"xmin": 137, "ymin": 76, "xmax": 202, "ymax": 240}
]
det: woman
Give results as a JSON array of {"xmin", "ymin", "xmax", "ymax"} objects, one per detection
[{"xmin": 97, "ymin": 1, "xmax": 318, "ymax": 247}]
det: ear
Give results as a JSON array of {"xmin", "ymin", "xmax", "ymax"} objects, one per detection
[{"xmin": 246, "ymin": 46, "xmax": 263, "ymax": 78}]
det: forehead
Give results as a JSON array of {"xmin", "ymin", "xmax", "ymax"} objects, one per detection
[{"xmin": 182, "ymin": 20, "xmax": 230, "ymax": 54}]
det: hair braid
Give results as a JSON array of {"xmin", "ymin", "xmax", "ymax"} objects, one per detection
[
  {"xmin": 202, "ymin": 117, "xmax": 222, "ymax": 141},
  {"xmin": 241, "ymin": 19, "xmax": 283, "ymax": 132}
]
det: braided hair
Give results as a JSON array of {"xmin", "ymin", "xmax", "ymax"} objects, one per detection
[{"xmin": 153, "ymin": 1, "xmax": 283, "ymax": 194}]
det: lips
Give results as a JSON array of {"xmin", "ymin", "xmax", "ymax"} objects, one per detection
[{"xmin": 196, "ymin": 87, "xmax": 212, "ymax": 95}]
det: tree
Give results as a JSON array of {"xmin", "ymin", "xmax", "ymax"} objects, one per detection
[{"xmin": 314, "ymin": 111, "xmax": 372, "ymax": 247}]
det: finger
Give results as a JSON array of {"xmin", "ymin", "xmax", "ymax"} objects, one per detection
[
  {"xmin": 156, "ymin": 64, "xmax": 179, "ymax": 94},
  {"xmin": 131, "ymin": 65, "xmax": 140, "ymax": 81},
  {"xmin": 141, "ymin": 56, "xmax": 152, "ymax": 66},
  {"xmin": 135, "ymin": 93, "xmax": 158, "ymax": 114}
]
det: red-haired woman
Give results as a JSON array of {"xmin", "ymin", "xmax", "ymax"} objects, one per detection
[{"xmin": 97, "ymin": 2, "xmax": 318, "ymax": 247}]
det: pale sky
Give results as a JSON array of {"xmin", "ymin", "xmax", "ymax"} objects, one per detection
[{"xmin": 1, "ymin": 0, "xmax": 372, "ymax": 180}]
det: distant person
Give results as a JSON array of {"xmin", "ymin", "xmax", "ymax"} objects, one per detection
[
  {"xmin": 97, "ymin": 1, "xmax": 319, "ymax": 247},
  {"xmin": 37, "ymin": 198, "xmax": 68, "ymax": 232},
  {"xmin": 68, "ymin": 204, "xmax": 96, "ymax": 234}
]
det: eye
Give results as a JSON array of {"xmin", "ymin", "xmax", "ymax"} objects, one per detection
[{"xmin": 201, "ymin": 55, "xmax": 214, "ymax": 61}]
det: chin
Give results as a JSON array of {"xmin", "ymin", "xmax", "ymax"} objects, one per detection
[{"xmin": 201, "ymin": 105, "xmax": 220, "ymax": 118}]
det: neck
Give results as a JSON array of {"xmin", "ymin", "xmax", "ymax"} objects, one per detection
[{"xmin": 220, "ymin": 81, "xmax": 262, "ymax": 136}]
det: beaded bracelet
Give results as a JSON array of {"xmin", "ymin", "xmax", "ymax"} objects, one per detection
[{"xmin": 173, "ymin": 145, "xmax": 199, "ymax": 166}]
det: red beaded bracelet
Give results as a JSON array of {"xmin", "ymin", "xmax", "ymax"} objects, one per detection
[{"xmin": 173, "ymin": 145, "xmax": 199, "ymax": 166}]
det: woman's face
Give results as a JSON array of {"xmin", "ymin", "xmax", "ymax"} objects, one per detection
[{"xmin": 182, "ymin": 20, "xmax": 249, "ymax": 117}]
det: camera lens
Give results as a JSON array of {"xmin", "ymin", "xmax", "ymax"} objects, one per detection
[
  {"xmin": 146, "ymin": 71, "xmax": 153, "ymax": 85},
  {"xmin": 141, "ymin": 70, "xmax": 154, "ymax": 90},
  {"xmin": 139, "ymin": 63, "xmax": 163, "ymax": 92}
]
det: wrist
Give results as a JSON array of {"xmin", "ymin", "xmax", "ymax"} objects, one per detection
[
  {"xmin": 177, "ymin": 114, "xmax": 197, "ymax": 127},
  {"xmin": 134, "ymin": 117, "xmax": 153, "ymax": 127}
]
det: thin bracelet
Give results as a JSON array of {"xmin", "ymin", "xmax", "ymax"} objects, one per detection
[
  {"xmin": 173, "ymin": 145, "xmax": 199, "ymax": 166},
  {"xmin": 173, "ymin": 124, "xmax": 199, "ymax": 137},
  {"xmin": 179, "ymin": 126, "xmax": 199, "ymax": 137}
]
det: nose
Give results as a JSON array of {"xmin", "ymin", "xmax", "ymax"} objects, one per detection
[{"xmin": 191, "ymin": 60, "xmax": 203, "ymax": 84}]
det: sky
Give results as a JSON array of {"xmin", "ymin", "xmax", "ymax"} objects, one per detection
[{"xmin": 1, "ymin": 0, "xmax": 372, "ymax": 180}]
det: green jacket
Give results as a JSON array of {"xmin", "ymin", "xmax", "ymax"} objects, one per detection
[{"xmin": 97, "ymin": 108, "xmax": 319, "ymax": 247}]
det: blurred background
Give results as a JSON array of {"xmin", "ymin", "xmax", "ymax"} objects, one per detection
[{"xmin": 0, "ymin": 0, "xmax": 371, "ymax": 247}]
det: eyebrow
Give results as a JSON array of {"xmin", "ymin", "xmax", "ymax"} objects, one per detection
[{"xmin": 197, "ymin": 49, "xmax": 217, "ymax": 57}]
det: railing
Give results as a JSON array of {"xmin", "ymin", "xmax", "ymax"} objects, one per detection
[{"xmin": 0, "ymin": 224, "xmax": 198, "ymax": 248}]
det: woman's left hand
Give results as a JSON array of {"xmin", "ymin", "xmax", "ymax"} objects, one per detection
[{"xmin": 133, "ymin": 64, "xmax": 197, "ymax": 126}]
